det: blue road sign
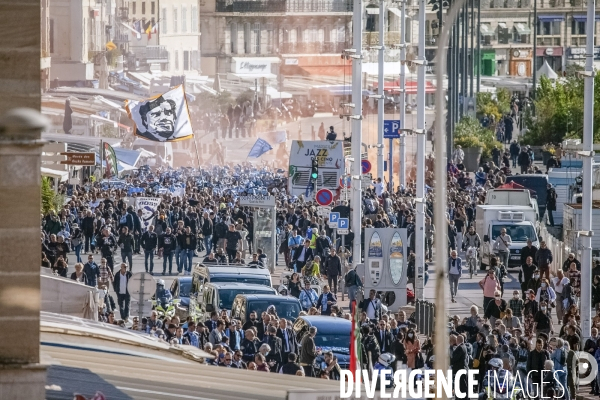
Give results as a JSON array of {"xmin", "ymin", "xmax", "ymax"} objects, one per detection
[
  {"xmin": 329, "ymin": 212, "xmax": 340, "ymax": 224},
  {"xmin": 383, "ymin": 120, "xmax": 401, "ymax": 139},
  {"xmin": 338, "ymin": 218, "xmax": 349, "ymax": 229}
]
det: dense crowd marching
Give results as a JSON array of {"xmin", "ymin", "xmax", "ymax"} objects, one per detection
[{"xmin": 39, "ymin": 146, "xmax": 597, "ymax": 398}]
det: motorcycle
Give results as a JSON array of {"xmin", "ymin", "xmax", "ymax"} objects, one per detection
[
  {"xmin": 152, "ymin": 298, "xmax": 180, "ymax": 321},
  {"xmin": 465, "ymin": 246, "xmax": 478, "ymax": 278}
]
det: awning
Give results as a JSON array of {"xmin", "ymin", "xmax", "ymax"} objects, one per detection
[
  {"xmin": 480, "ymin": 24, "xmax": 494, "ymax": 36},
  {"xmin": 573, "ymin": 14, "xmax": 600, "ymax": 21},
  {"xmin": 371, "ymin": 80, "xmax": 437, "ymax": 94},
  {"xmin": 227, "ymin": 72, "xmax": 277, "ymax": 81},
  {"xmin": 366, "ymin": 7, "xmax": 379, "ymax": 14},
  {"xmin": 112, "ymin": 147, "xmax": 142, "ymax": 167},
  {"xmin": 538, "ymin": 15, "xmax": 564, "ymax": 22},
  {"xmin": 41, "ymin": 167, "xmax": 69, "ymax": 182},
  {"xmin": 388, "ymin": 7, "xmax": 404, "ymax": 17},
  {"xmin": 310, "ymin": 85, "xmax": 372, "ymax": 96},
  {"xmin": 281, "ymin": 65, "xmax": 352, "ymax": 77},
  {"xmin": 497, "ymin": 22, "xmax": 507, "ymax": 29},
  {"xmin": 514, "ymin": 22, "xmax": 531, "ymax": 35}
]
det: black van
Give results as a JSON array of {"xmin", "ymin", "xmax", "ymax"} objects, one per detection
[
  {"xmin": 231, "ymin": 294, "xmax": 301, "ymax": 325},
  {"xmin": 505, "ymin": 174, "xmax": 549, "ymax": 219}
]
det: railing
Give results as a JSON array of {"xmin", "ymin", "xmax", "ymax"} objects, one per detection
[
  {"xmin": 145, "ymin": 45, "xmax": 169, "ymax": 60},
  {"xmin": 363, "ymin": 31, "xmax": 401, "ymax": 46},
  {"xmin": 216, "ymin": 0, "xmax": 286, "ymax": 12},
  {"xmin": 113, "ymin": 32, "xmax": 130, "ymax": 44},
  {"xmin": 216, "ymin": 0, "xmax": 352, "ymax": 12},
  {"xmin": 279, "ymin": 41, "xmax": 346, "ymax": 53}
]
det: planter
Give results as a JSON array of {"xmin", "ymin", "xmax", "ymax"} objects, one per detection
[
  {"xmin": 463, "ymin": 146, "xmax": 483, "ymax": 172},
  {"xmin": 542, "ymin": 150, "xmax": 553, "ymax": 165}
]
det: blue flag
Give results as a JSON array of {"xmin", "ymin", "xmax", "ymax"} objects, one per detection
[{"xmin": 247, "ymin": 138, "xmax": 273, "ymax": 158}]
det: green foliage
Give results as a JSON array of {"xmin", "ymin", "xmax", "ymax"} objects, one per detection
[
  {"xmin": 41, "ymin": 177, "xmax": 65, "ymax": 215},
  {"xmin": 520, "ymin": 75, "xmax": 600, "ymax": 145},
  {"xmin": 454, "ymin": 117, "xmax": 503, "ymax": 158},
  {"xmin": 236, "ymin": 89, "xmax": 255, "ymax": 105},
  {"xmin": 476, "ymin": 88, "xmax": 511, "ymax": 121}
]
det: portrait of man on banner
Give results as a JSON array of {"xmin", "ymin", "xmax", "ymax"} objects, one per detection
[{"xmin": 125, "ymin": 85, "xmax": 193, "ymax": 142}]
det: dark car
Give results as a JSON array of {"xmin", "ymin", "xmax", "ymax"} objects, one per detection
[
  {"xmin": 505, "ymin": 174, "xmax": 549, "ymax": 220},
  {"xmin": 292, "ymin": 316, "xmax": 351, "ymax": 369},
  {"xmin": 231, "ymin": 294, "xmax": 301, "ymax": 326},
  {"xmin": 170, "ymin": 276, "xmax": 193, "ymax": 318}
]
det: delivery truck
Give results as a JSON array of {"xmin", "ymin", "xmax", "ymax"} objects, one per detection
[{"xmin": 475, "ymin": 205, "xmax": 540, "ymax": 269}]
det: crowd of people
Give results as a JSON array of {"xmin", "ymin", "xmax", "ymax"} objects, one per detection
[{"xmin": 39, "ymin": 129, "xmax": 598, "ymax": 397}]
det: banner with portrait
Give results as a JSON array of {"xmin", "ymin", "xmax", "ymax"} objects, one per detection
[
  {"xmin": 134, "ymin": 197, "xmax": 162, "ymax": 229},
  {"xmin": 124, "ymin": 85, "xmax": 193, "ymax": 142}
]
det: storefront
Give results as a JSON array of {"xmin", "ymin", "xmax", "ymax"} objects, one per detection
[
  {"xmin": 509, "ymin": 48, "xmax": 532, "ymax": 77},
  {"xmin": 227, "ymin": 57, "xmax": 280, "ymax": 81},
  {"xmin": 280, "ymin": 55, "xmax": 351, "ymax": 77},
  {"xmin": 481, "ymin": 49, "xmax": 496, "ymax": 76},
  {"xmin": 536, "ymin": 47, "xmax": 563, "ymax": 73}
]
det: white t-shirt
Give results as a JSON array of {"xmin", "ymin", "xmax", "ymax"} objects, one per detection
[
  {"xmin": 552, "ymin": 277, "xmax": 569, "ymax": 295},
  {"xmin": 119, "ymin": 272, "xmax": 128, "ymax": 294},
  {"xmin": 373, "ymin": 182, "xmax": 384, "ymax": 197},
  {"xmin": 365, "ymin": 298, "xmax": 380, "ymax": 319},
  {"xmin": 449, "ymin": 257, "xmax": 461, "ymax": 275}
]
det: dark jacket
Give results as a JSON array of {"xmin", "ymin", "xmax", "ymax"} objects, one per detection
[
  {"xmin": 201, "ymin": 218, "xmax": 213, "ymax": 237},
  {"xmin": 520, "ymin": 245, "xmax": 538, "ymax": 265},
  {"xmin": 118, "ymin": 233, "xmax": 135, "ymax": 253},
  {"xmin": 263, "ymin": 335, "xmax": 283, "ymax": 366},
  {"xmin": 118, "ymin": 212, "xmax": 134, "ymax": 232},
  {"xmin": 518, "ymin": 151, "xmax": 531, "ymax": 167},
  {"xmin": 344, "ymin": 269, "xmax": 363, "ymax": 287},
  {"xmin": 359, "ymin": 297, "xmax": 382, "ymax": 320},
  {"xmin": 324, "ymin": 255, "xmax": 342, "ymax": 277},
  {"xmin": 141, "ymin": 231, "xmax": 158, "ymax": 251},
  {"xmin": 70, "ymin": 271, "xmax": 89, "ymax": 285},
  {"xmin": 316, "ymin": 292, "xmax": 337, "ymax": 315},
  {"xmin": 129, "ymin": 210, "xmax": 142, "ymax": 233},
  {"xmin": 450, "ymin": 343, "xmax": 469, "ymax": 374},
  {"xmin": 113, "ymin": 270, "xmax": 132, "ymax": 295},
  {"xmin": 280, "ymin": 362, "xmax": 303, "ymax": 375},
  {"xmin": 240, "ymin": 338, "xmax": 260, "ymax": 362},
  {"xmin": 96, "ymin": 234, "xmax": 117, "ymax": 257},
  {"xmin": 375, "ymin": 329, "xmax": 393, "ymax": 353},
  {"xmin": 562, "ymin": 258, "xmax": 581, "ymax": 272},
  {"xmin": 178, "ymin": 233, "xmax": 197, "ymax": 251},
  {"xmin": 276, "ymin": 327, "xmax": 297, "ymax": 354},
  {"xmin": 535, "ymin": 248, "xmax": 553, "ymax": 268},
  {"xmin": 82, "ymin": 261, "xmax": 100, "ymax": 287},
  {"xmin": 527, "ymin": 349, "xmax": 550, "ymax": 378},
  {"xmin": 159, "ymin": 233, "xmax": 177, "ymax": 254},
  {"xmin": 292, "ymin": 246, "xmax": 314, "ymax": 262},
  {"xmin": 298, "ymin": 334, "xmax": 318, "ymax": 365}
]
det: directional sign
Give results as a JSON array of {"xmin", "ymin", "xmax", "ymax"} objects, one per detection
[
  {"xmin": 361, "ymin": 159, "xmax": 372, "ymax": 174},
  {"xmin": 337, "ymin": 218, "xmax": 349, "ymax": 235},
  {"xmin": 328, "ymin": 212, "xmax": 340, "ymax": 228},
  {"xmin": 383, "ymin": 120, "xmax": 401, "ymax": 139},
  {"xmin": 339, "ymin": 175, "xmax": 351, "ymax": 189},
  {"xmin": 317, "ymin": 206, "xmax": 331, "ymax": 217},
  {"xmin": 60, "ymin": 152, "xmax": 96, "ymax": 166},
  {"xmin": 315, "ymin": 188, "xmax": 334, "ymax": 206},
  {"xmin": 128, "ymin": 272, "xmax": 156, "ymax": 302}
]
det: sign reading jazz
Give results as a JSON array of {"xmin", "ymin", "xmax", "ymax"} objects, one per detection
[
  {"xmin": 125, "ymin": 85, "xmax": 193, "ymax": 142},
  {"xmin": 288, "ymin": 140, "xmax": 345, "ymax": 197},
  {"xmin": 239, "ymin": 196, "xmax": 276, "ymax": 207}
]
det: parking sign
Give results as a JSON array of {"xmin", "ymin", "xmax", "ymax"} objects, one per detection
[
  {"xmin": 337, "ymin": 218, "xmax": 349, "ymax": 234},
  {"xmin": 383, "ymin": 120, "xmax": 401, "ymax": 139},
  {"xmin": 328, "ymin": 212, "xmax": 340, "ymax": 228}
]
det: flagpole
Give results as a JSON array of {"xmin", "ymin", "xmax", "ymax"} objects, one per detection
[
  {"xmin": 193, "ymin": 137, "xmax": 201, "ymax": 167},
  {"xmin": 100, "ymin": 140, "xmax": 104, "ymax": 180}
]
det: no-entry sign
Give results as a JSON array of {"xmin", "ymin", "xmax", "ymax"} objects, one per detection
[
  {"xmin": 361, "ymin": 159, "xmax": 372, "ymax": 174},
  {"xmin": 315, "ymin": 188, "xmax": 334, "ymax": 206}
]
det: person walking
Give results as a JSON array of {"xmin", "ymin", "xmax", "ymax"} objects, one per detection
[
  {"xmin": 546, "ymin": 184, "xmax": 558, "ymax": 227},
  {"xmin": 159, "ymin": 227, "xmax": 177, "ymax": 275},
  {"xmin": 344, "ymin": 264, "xmax": 363, "ymax": 304},
  {"xmin": 113, "ymin": 262, "xmax": 132, "ymax": 321},
  {"xmin": 518, "ymin": 148, "xmax": 531, "ymax": 173},
  {"xmin": 141, "ymin": 225, "xmax": 158, "ymax": 273},
  {"xmin": 448, "ymin": 250, "xmax": 463, "ymax": 303},
  {"xmin": 324, "ymin": 248, "xmax": 342, "ymax": 293},
  {"xmin": 117, "ymin": 226, "xmax": 135, "ymax": 272},
  {"xmin": 479, "ymin": 268, "xmax": 501, "ymax": 311},
  {"xmin": 535, "ymin": 241, "xmax": 553, "ymax": 281},
  {"xmin": 493, "ymin": 228, "xmax": 512, "ymax": 269}
]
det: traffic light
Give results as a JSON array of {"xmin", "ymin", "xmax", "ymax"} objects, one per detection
[{"xmin": 310, "ymin": 158, "xmax": 319, "ymax": 181}]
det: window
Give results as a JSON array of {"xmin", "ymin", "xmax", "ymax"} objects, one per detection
[
  {"xmin": 132, "ymin": 1, "xmax": 136, "ymax": 14},
  {"xmin": 161, "ymin": 8, "xmax": 167, "ymax": 33},
  {"xmin": 49, "ymin": 19, "xmax": 54, "ymax": 53},
  {"xmin": 252, "ymin": 23, "xmax": 261, "ymax": 54},
  {"xmin": 289, "ymin": 28, "xmax": 297, "ymax": 43},
  {"xmin": 230, "ymin": 23, "xmax": 238, "ymax": 53},
  {"xmin": 537, "ymin": 20, "xmax": 560, "ymax": 35},
  {"xmin": 572, "ymin": 20, "xmax": 585, "ymax": 35},
  {"xmin": 244, "ymin": 23, "xmax": 251, "ymax": 53},
  {"xmin": 497, "ymin": 22, "xmax": 509, "ymax": 44},
  {"xmin": 173, "ymin": 7, "xmax": 178, "ymax": 33},
  {"xmin": 184, "ymin": 50, "xmax": 190, "ymax": 70},
  {"xmin": 142, "ymin": 1, "xmax": 146, "ymax": 14},
  {"xmin": 266, "ymin": 22, "xmax": 274, "ymax": 53},
  {"xmin": 337, "ymin": 26, "xmax": 345, "ymax": 43},
  {"xmin": 174, "ymin": 50, "xmax": 179, "ymax": 69},
  {"xmin": 191, "ymin": 6, "xmax": 198, "ymax": 33},
  {"xmin": 191, "ymin": 50, "xmax": 200, "ymax": 69},
  {"xmin": 151, "ymin": 1, "xmax": 155, "ymax": 14},
  {"xmin": 182, "ymin": 6, "xmax": 187, "ymax": 33}
]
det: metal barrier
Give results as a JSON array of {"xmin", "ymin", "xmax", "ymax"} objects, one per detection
[
  {"xmin": 539, "ymin": 225, "xmax": 568, "ymax": 275},
  {"xmin": 414, "ymin": 299, "xmax": 435, "ymax": 337}
]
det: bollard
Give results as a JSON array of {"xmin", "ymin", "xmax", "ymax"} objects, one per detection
[{"xmin": 0, "ymin": 108, "xmax": 48, "ymax": 398}]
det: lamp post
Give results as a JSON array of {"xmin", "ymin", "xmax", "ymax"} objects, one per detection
[
  {"xmin": 532, "ymin": 0, "xmax": 537, "ymax": 99},
  {"xmin": 376, "ymin": 2, "xmax": 385, "ymax": 183},
  {"xmin": 399, "ymin": 0, "xmax": 407, "ymax": 189},
  {"xmin": 434, "ymin": 0, "xmax": 469, "ymax": 387}
]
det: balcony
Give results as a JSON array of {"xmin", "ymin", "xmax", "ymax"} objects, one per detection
[
  {"xmin": 279, "ymin": 41, "xmax": 346, "ymax": 53},
  {"xmin": 133, "ymin": 45, "xmax": 169, "ymax": 63},
  {"xmin": 363, "ymin": 31, "xmax": 401, "ymax": 46},
  {"xmin": 113, "ymin": 32, "xmax": 130, "ymax": 44},
  {"xmin": 216, "ymin": 0, "xmax": 352, "ymax": 12},
  {"xmin": 537, "ymin": 37, "xmax": 561, "ymax": 46},
  {"xmin": 216, "ymin": 0, "xmax": 286, "ymax": 12}
]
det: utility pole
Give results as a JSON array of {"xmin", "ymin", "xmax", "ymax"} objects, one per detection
[
  {"xmin": 351, "ymin": 0, "xmax": 363, "ymax": 269},
  {"xmin": 469, "ymin": 0, "xmax": 474, "ymax": 97},
  {"xmin": 580, "ymin": 0, "xmax": 595, "ymax": 342},
  {"xmin": 462, "ymin": 3, "xmax": 467, "ymax": 116},
  {"xmin": 476, "ymin": 0, "xmax": 480, "ymax": 93},
  {"xmin": 377, "ymin": 2, "xmax": 385, "ymax": 183},
  {"xmin": 414, "ymin": 0, "xmax": 426, "ymax": 301},
  {"xmin": 532, "ymin": 0, "xmax": 537, "ymax": 98},
  {"xmin": 446, "ymin": 23, "xmax": 454, "ymax": 158},
  {"xmin": 399, "ymin": 0, "xmax": 407, "ymax": 188}
]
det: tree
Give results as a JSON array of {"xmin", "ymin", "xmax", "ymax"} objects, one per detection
[
  {"xmin": 41, "ymin": 177, "xmax": 65, "ymax": 215},
  {"xmin": 476, "ymin": 88, "xmax": 511, "ymax": 121},
  {"xmin": 520, "ymin": 75, "xmax": 600, "ymax": 145},
  {"xmin": 454, "ymin": 117, "xmax": 502, "ymax": 158}
]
